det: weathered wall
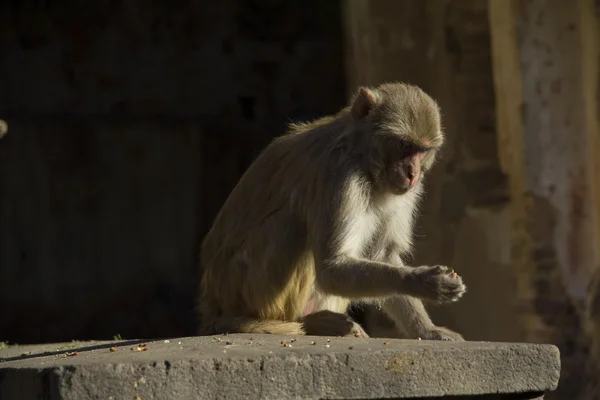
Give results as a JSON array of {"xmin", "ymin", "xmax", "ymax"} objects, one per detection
[
  {"xmin": 0, "ymin": 0, "xmax": 345, "ymax": 343},
  {"xmin": 489, "ymin": 0, "xmax": 600, "ymax": 398}
]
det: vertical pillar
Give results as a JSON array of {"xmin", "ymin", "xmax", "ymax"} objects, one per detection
[{"xmin": 489, "ymin": 0, "xmax": 600, "ymax": 397}]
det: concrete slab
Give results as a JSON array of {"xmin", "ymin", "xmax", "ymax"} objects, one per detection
[{"xmin": 0, "ymin": 334, "xmax": 560, "ymax": 399}]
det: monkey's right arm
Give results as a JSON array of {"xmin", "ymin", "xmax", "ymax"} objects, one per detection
[
  {"xmin": 312, "ymin": 200, "xmax": 465, "ymax": 302},
  {"xmin": 311, "ymin": 183, "xmax": 464, "ymax": 302},
  {"xmin": 315, "ymin": 257, "xmax": 464, "ymax": 302}
]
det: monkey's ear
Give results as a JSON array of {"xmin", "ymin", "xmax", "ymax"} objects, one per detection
[{"xmin": 351, "ymin": 87, "xmax": 377, "ymax": 120}]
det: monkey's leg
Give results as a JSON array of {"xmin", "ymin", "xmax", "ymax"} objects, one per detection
[
  {"xmin": 381, "ymin": 295, "xmax": 465, "ymax": 341},
  {"xmin": 302, "ymin": 310, "xmax": 369, "ymax": 338},
  {"xmin": 360, "ymin": 304, "xmax": 410, "ymax": 338},
  {"xmin": 200, "ymin": 315, "xmax": 306, "ymax": 336}
]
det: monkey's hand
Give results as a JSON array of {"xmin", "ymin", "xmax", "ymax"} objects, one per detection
[
  {"xmin": 418, "ymin": 326, "xmax": 465, "ymax": 341},
  {"xmin": 302, "ymin": 310, "xmax": 370, "ymax": 338},
  {"xmin": 409, "ymin": 265, "xmax": 466, "ymax": 303}
]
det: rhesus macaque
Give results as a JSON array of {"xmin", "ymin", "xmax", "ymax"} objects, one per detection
[{"xmin": 198, "ymin": 82, "xmax": 466, "ymax": 341}]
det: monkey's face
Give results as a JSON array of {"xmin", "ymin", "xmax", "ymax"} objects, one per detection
[
  {"xmin": 350, "ymin": 83, "xmax": 444, "ymax": 195},
  {"xmin": 379, "ymin": 137, "xmax": 432, "ymax": 195}
]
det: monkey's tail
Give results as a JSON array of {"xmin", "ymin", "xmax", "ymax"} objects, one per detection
[{"xmin": 199, "ymin": 316, "xmax": 306, "ymax": 336}]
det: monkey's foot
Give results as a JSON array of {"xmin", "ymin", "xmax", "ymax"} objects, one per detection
[
  {"xmin": 412, "ymin": 265, "xmax": 467, "ymax": 303},
  {"xmin": 418, "ymin": 326, "xmax": 465, "ymax": 341},
  {"xmin": 347, "ymin": 323, "xmax": 369, "ymax": 338},
  {"xmin": 302, "ymin": 310, "xmax": 370, "ymax": 338}
]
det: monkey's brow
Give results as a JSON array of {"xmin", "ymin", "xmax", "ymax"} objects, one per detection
[
  {"xmin": 385, "ymin": 135, "xmax": 433, "ymax": 152},
  {"xmin": 403, "ymin": 140, "xmax": 433, "ymax": 150},
  {"xmin": 414, "ymin": 143, "xmax": 434, "ymax": 152}
]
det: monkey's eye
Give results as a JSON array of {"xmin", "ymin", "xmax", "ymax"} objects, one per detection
[
  {"xmin": 382, "ymin": 136, "xmax": 410, "ymax": 149},
  {"xmin": 394, "ymin": 139, "xmax": 422, "ymax": 155},
  {"xmin": 380, "ymin": 134, "xmax": 428, "ymax": 159}
]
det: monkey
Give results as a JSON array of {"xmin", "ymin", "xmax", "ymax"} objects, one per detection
[{"xmin": 198, "ymin": 82, "xmax": 466, "ymax": 341}]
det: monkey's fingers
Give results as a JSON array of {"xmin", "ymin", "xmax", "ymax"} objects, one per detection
[
  {"xmin": 436, "ymin": 278, "xmax": 467, "ymax": 303},
  {"xmin": 446, "ymin": 268, "xmax": 458, "ymax": 279}
]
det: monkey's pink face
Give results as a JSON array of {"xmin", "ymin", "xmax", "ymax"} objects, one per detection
[
  {"xmin": 379, "ymin": 137, "xmax": 433, "ymax": 195},
  {"xmin": 385, "ymin": 152, "xmax": 426, "ymax": 194}
]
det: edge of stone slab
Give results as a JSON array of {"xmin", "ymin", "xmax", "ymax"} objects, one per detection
[{"xmin": 0, "ymin": 334, "xmax": 561, "ymax": 399}]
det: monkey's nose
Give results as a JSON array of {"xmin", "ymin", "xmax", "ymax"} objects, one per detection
[{"xmin": 404, "ymin": 166, "xmax": 418, "ymax": 188}]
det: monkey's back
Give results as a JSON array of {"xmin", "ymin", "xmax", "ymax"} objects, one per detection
[{"xmin": 199, "ymin": 116, "xmax": 352, "ymax": 321}]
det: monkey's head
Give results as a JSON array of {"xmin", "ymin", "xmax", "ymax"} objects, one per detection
[{"xmin": 349, "ymin": 83, "xmax": 444, "ymax": 195}]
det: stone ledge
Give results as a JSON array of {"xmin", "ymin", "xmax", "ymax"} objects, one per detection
[{"xmin": 0, "ymin": 334, "xmax": 560, "ymax": 400}]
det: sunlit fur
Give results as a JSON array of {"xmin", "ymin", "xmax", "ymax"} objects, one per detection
[{"xmin": 198, "ymin": 82, "xmax": 466, "ymax": 339}]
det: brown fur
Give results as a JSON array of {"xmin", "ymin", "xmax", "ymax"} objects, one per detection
[{"xmin": 198, "ymin": 82, "xmax": 466, "ymax": 340}]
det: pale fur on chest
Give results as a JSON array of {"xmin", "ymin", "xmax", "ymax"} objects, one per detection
[
  {"xmin": 339, "ymin": 186, "xmax": 422, "ymax": 259},
  {"xmin": 304, "ymin": 186, "xmax": 423, "ymax": 316}
]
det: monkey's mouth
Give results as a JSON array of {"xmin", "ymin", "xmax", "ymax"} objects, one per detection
[{"xmin": 390, "ymin": 184, "xmax": 411, "ymax": 195}]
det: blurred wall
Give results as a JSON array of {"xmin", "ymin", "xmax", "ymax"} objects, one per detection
[
  {"xmin": 489, "ymin": 1, "xmax": 600, "ymax": 398},
  {"xmin": 0, "ymin": 0, "xmax": 345, "ymax": 343}
]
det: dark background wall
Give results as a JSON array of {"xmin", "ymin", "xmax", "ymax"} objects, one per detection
[{"xmin": 0, "ymin": 0, "xmax": 345, "ymax": 343}]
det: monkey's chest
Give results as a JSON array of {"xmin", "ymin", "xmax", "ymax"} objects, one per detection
[
  {"xmin": 338, "ymin": 211, "xmax": 412, "ymax": 259},
  {"xmin": 360, "ymin": 217, "xmax": 413, "ymax": 260},
  {"xmin": 366, "ymin": 196, "xmax": 418, "ymax": 258}
]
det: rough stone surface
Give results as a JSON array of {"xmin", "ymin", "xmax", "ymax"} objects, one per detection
[{"xmin": 0, "ymin": 335, "xmax": 560, "ymax": 400}]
